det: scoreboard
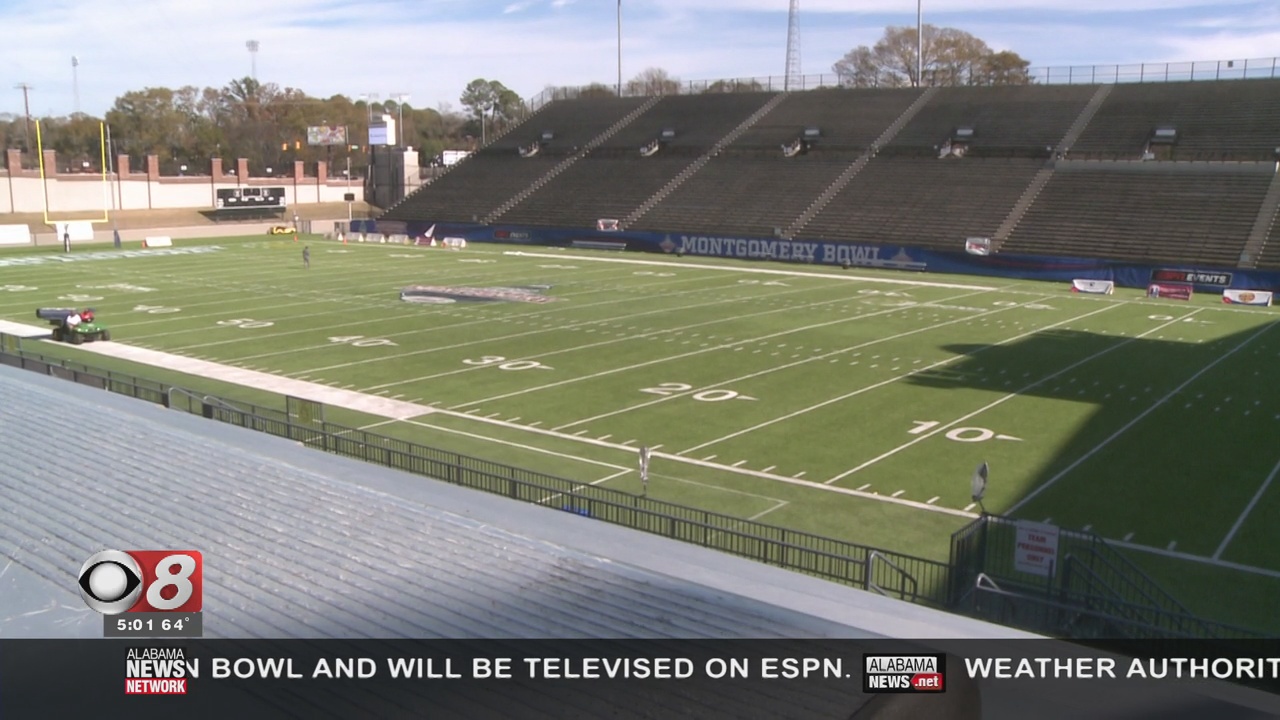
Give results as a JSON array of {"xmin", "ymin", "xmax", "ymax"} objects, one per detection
[{"xmin": 215, "ymin": 186, "xmax": 286, "ymax": 210}]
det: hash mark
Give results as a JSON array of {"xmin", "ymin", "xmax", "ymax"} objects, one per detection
[{"xmin": 891, "ymin": 490, "xmax": 905, "ymax": 498}]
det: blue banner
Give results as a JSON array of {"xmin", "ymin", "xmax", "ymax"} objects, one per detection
[{"xmin": 380, "ymin": 220, "xmax": 1280, "ymax": 293}]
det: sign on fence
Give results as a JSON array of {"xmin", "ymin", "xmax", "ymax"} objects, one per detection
[
  {"xmin": 286, "ymin": 395, "xmax": 324, "ymax": 426},
  {"xmin": 1013, "ymin": 520, "xmax": 1060, "ymax": 577}
]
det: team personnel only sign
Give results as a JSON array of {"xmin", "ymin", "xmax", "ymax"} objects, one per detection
[{"xmin": 1014, "ymin": 521, "xmax": 1060, "ymax": 577}]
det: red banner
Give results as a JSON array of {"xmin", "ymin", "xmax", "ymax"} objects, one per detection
[{"xmin": 1146, "ymin": 282, "xmax": 1192, "ymax": 300}]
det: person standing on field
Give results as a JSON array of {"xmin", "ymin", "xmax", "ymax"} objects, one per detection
[{"xmin": 303, "ymin": 245, "xmax": 310, "ymax": 269}]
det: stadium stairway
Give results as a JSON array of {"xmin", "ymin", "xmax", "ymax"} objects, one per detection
[
  {"xmin": 1238, "ymin": 167, "xmax": 1280, "ymax": 267},
  {"xmin": 484, "ymin": 96, "xmax": 663, "ymax": 225},
  {"xmin": 783, "ymin": 87, "xmax": 938, "ymax": 239},
  {"xmin": 621, "ymin": 93, "xmax": 789, "ymax": 229},
  {"xmin": 991, "ymin": 85, "xmax": 1114, "ymax": 252}
]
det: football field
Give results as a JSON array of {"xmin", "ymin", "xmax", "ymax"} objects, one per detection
[{"xmin": 3, "ymin": 237, "xmax": 1279, "ymax": 631}]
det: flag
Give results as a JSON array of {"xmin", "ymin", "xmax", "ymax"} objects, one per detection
[
  {"xmin": 639, "ymin": 446, "xmax": 651, "ymax": 485},
  {"xmin": 971, "ymin": 461, "xmax": 989, "ymax": 503}
]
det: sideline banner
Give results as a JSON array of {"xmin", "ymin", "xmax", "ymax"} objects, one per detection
[
  {"xmin": 142, "ymin": 236, "xmax": 173, "ymax": 248},
  {"xmin": 53, "ymin": 221, "xmax": 95, "ymax": 242},
  {"xmin": 1223, "ymin": 289, "xmax": 1273, "ymax": 306},
  {"xmin": 1147, "ymin": 283, "xmax": 1193, "ymax": 301},
  {"xmin": 1071, "ymin": 279, "xmax": 1114, "ymax": 295},
  {"xmin": 0, "ymin": 224, "xmax": 31, "ymax": 245}
]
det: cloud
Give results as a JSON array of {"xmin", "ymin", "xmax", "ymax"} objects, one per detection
[{"xmin": 503, "ymin": 1, "xmax": 533, "ymax": 13}]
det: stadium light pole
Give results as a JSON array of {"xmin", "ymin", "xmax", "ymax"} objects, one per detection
[
  {"xmin": 246, "ymin": 40, "xmax": 259, "ymax": 80},
  {"xmin": 391, "ymin": 93, "xmax": 410, "ymax": 146},
  {"xmin": 617, "ymin": 0, "xmax": 623, "ymax": 96}
]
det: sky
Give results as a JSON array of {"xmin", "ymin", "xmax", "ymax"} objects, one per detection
[{"xmin": 1, "ymin": 0, "xmax": 1277, "ymax": 118}]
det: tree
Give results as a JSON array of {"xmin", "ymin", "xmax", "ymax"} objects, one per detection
[
  {"xmin": 976, "ymin": 51, "xmax": 1033, "ymax": 86},
  {"xmin": 459, "ymin": 79, "xmax": 525, "ymax": 143},
  {"xmin": 703, "ymin": 79, "xmax": 765, "ymax": 94},
  {"xmin": 833, "ymin": 25, "xmax": 1032, "ymax": 88},
  {"xmin": 626, "ymin": 68, "xmax": 681, "ymax": 96},
  {"xmin": 577, "ymin": 83, "xmax": 617, "ymax": 99}
]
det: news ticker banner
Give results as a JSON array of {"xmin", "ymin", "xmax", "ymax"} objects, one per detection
[{"xmin": 3, "ymin": 640, "xmax": 1280, "ymax": 719}]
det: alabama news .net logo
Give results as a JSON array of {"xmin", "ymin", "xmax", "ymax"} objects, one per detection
[
  {"xmin": 78, "ymin": 550, "xmax": 203, "ymax": 695},
  {"xmin": 863, "ymin": 654, "xmax": 946, "ymax": 693}
]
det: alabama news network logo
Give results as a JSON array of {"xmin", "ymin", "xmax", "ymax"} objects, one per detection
[
  {"xmin": 77, "ymin": 550, "xmax": 203, "ymax": 614},
  {"xmin": 863, "ymin": 654, "xmax": 946, "ymax": 693}
]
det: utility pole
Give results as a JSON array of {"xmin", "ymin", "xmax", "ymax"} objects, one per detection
[
  {"xmin": 14, "ymin": 83, "xmax": 33, "ymax": 150},
  {"xmin": 617, "ymin": 0, "xmax": 623, "ymax": 96},
  {"xmin": 916, "ymin": 0, "xmax": 923, "ymax": 87}
]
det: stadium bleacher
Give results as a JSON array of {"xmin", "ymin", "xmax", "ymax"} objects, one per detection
[
  {"xmin": 496, "ymin": 94, "xmax": 776, "ymax": 228},
  {"xmin": 383, "ymin": 96, "xmax": 649, "ymax": 223},
  {"xmin": 800, "ymin": 157, "xmax": 1044, "ymax": 249},
  {"xmin": 1067, "ymin": 78, "xmax": 1280, "ymax": 161},
  {"xmin": 889, "ymin": 85, "xmax": 1097, "ymax": 156},
  {"xmin": 380, "ymin": 77, "xmax": 1280, "ymax": 271},
  {"xmin": 1000, "ymin": 161, "xmax": 1274, "ymax": 266},
  {"xmin": 1253, "ymin": 204, "xmax": 1280, "ymax": 269}
]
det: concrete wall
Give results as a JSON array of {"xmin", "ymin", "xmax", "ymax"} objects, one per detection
[{"xmin": 0, "ymin": 150, "xmax": 361, "ymax": 214}]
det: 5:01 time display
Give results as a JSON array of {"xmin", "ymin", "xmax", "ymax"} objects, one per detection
[{"xmin": 116, "ymin": 616, "xmax": 191, "ymax": 633}]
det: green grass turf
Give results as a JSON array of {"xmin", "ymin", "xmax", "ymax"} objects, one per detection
[{"xmin": 3, "ymin": 237, "xmax": 1279, "ymax": 633}]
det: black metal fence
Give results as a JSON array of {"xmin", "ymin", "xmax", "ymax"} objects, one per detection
[
  {"xmin": 7, "ymin": 337, "xmax": 1270, "ymax": 639},
  {"xmin": 0, "ymin": 339, "xmax": 954, "ymax": 609},
  {"xmin": 950, "ymin": 515, "xmax": 1267, "ymax": 640}
]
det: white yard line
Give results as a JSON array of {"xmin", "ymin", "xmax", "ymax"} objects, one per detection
[
  {"xmin": 209, "ymin": 272, "xmax": 752, "ymax": 360},
  {"xmin": 560, "ymin": 291, "xmax": 1053, "ymax": 433},
  {"xmin": 677, "ymin": 300, "xmax": 1119, "ymax": 457},
  {"xmin": 502, "ymin": 251, "xmax": 997, "ymax": 290},
  {"xmin": 536, "ymin": 468, "xmax": 633, "ymax": 506},
  {"xmin": 305, "ymin": 276, "xmax": 861, "ymax": 378},
  {"xmin": 1213, "ymin": 455, "xmax": 1280, "ymax": 560},
  {"xmin": 452, "ymin": 287, "xmax": 1001, "ymax": 410},
  {"xmin": 825, "ymin": 307, "xmax": 1194, "ymax": 485},
  {"xmin": 1007, "ymin": 317, "xmax": 1276, "ymax": 514},
  {"xmin": 1109, "ymin": 537, "xmax": 1280, "ymax": 581}
]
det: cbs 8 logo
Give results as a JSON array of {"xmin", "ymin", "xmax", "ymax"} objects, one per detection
[{"xmin": 78, "ymin": 550, "xmax": 203, "ymax": 614}]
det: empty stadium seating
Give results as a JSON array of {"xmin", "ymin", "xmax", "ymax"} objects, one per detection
[
  {"xmin": 599, "ymin": 93, "xmax": 777, "ymax": 152},
  {"xmin": 381, "ymin": 78, "xmax": 1280, "ymax": 272},
  {"xmin": 728, "ymin": 88, "xmax": 923, "ymax": 153},
  {"xmin": 629, "ymin": 156, "xmax": 848, "ymax": 237},
  {"xmin": 496, "ymin": 94, "xmax": 776, "ymax": 228},
  {"xmin": 890, "ymin": 85, "xmax": 1097, "ymax": 155},
  {"xmin": 384, "ymin": 96, "xmax": 648, "ymax": 222},
  {"xmin": 496, "ymin": 156, "xmax": 697, "ymax": 228},
  {"xmin": 798, "ymin": 157, "xmax": 1044, "ymax": 249},
  {"xmin": 1254, "ymin": 208, "xmax": 1280, "ymax": 269},
  {"xmin": 1000, "ymin": 162, "xmax": 1274, "ymax": 266},
  {"xmin": 1068, "ymin": 79, "xmax": 1280, "ymax": 161}
]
